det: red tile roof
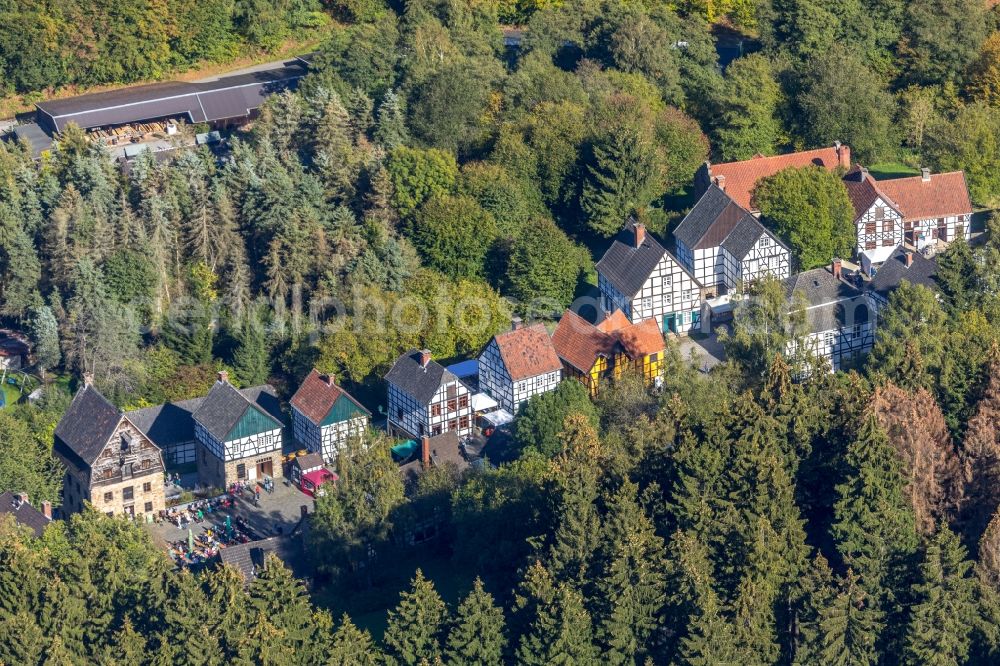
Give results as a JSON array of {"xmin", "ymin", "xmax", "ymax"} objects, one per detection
[
  {"xmin": 842, "ymin": 167, "xmax": 904, "ymax": 219},
  {"xmin": 614, "ymin": 317, "xmax": 666, "ymax": 359},
  {"xmin": 289, "ymin": 369, "xmax": 369, "ymax": 426},
  {"xmin": 709, "ymin": 145, "xmax": 851, "ymax": 210},
  {"xmin": 493, "ymin": 324, "xmax": 563, "ymax": 381},
  {"xmin": 874, "ymin": 171, "xmax": 972, "ymax": 223},
  {"xmin": 552, "ymin": 310, "xmax": 665, "ymax": 373}
]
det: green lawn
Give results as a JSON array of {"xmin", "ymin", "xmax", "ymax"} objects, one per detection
[{"xmin": 867, "ymin": 162, "xmax": 921, "ymax": 180}]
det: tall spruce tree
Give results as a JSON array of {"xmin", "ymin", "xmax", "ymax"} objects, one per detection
[
  {"xmin": 815, "ymin": 571, "xmax": 881, "ymax": 666},
  {"xmin": 903, "ymin": 525, "xmax": 978, "ymax": 666},
  {"xmin": 329, "ymin": 614, "xmax": 380, "ymax": 666},
  {"xmin": 596, "ymin": 480, "xmax": 668, "ymax": 664},
  {"xmin": 247, "ymin": 555, "xmax": 316, "ymax": 659},
  {"xmin": 516, "ymin": 580, "xmax": 600, "ymax": 666},
  {"xmin": 832, "ymin": 411, "xmax": 919, "ymax": 642},
  {"xmin": 546, "ymin": 414, "xmax": 604, "ymax": 586},
  {"xmin": 444, "ymin": 578, "xmax": 507, "ymax": 666},
  {"xmin": 383, "ymin": 570, "xmax": 448, "ymax": 666}
]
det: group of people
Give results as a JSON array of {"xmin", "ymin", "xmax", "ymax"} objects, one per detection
[
  {"xmin": 156, "ymin": 495, "xmax": 237, "ymax": 529},
  {"xmin": 167, "ymin": 515, "xmax": 257, "ymax": 568}
]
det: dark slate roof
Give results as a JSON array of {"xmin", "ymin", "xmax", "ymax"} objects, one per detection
[
  {"xmin": 720, "ymin": 216, "xmax": 765, "ymax": 258},
  {"xmin": 193, "ymin": 381, "xmax": 282, "ymax": 443},
  {"xmin": 674, "ymin": 185, "xmax": 737, "ymax": 250},
  {"xmin": 783, "ymin": 267, "xmax": 866, "ymax": 332},
  {"xmin": 218, "ymin": 535, "xmax": 307, "ymax": 585},
  {"xmin": 596, "ymin": 220, "xmax": 669, "ymax": 299},
  {"xmin": 869, "ymin": 247, "xmax": 939, "ymax": 299},
  {"xmin": 53, "ymin": 385, "xmax": 123, "ymax": 466},
  {"xmin": 291, "ymin": 452, "xmax": 324, "ymax": 471},
  {"xmin": 0, "ymin": 492, "xmax": 49, "ymax": 537},
  {"xmin": 126, "ymin": 398, "xmax": 203, "ymax": 448},
  {"xmin": 674, "ymin": 185, "xmax": 783, "ymax": 259},
  {"xmin": 10, "ymin": 123, "xmax": 53, "ymax": 158},
  {"xmin": 35, "ymin": 60, "xmax": 308, "ymax": 133},
  {"xmin": 385, "ymin": 351, "xmax": 457, "ymax": 405}
]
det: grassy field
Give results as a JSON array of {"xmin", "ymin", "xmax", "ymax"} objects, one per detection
[{"xmin": 867, "ymin": 162, "xmax": 921, "ymax": 180}]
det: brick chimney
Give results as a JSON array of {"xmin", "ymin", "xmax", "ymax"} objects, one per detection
[
  {"xmin": 832, "ymin": 257, "xmax": 842, "ymax": 280},
  {"xmin": 511, "ymin": 316, "xmax": 523, "ymax": 331},
  {"xmin": 320, "ymin": 372, "xmax": 335, "ymax": 386},
  {"xmin": 421, "ymin": 436, "xmax": 431, "ymax": 469},
  {"xmin": 217, "ymin": 370, "xmax": 229, "ymax": 384},
  {"xmin": 858, "ymin": 166, "xmax": 868, "ymax": 182},
  {"xmin": 82, "ymin": 372, "xmax": 94, "ymax": 387},
  {"xmin": 921, "ymin": 167, "xmax": 931, "ymax": 182},
  {"xmin": 905, "ymin": 251, "xmax": 913, "ymax": 268},
  {"xmin": 715, "ymin": 174, "xmax": 726, "ymax": 191},
  {"xmin": 418, "ymin": 349, "xmax": 431, "ymax": 368},
  {"xmin": 633, "ymin": 223, "xmax": 646, "ymax": 248},
  {"xmin": 835, "ymin": 141, "xmax": 851, "ymax": 169},
  {"xmin": 14, "ymin": 492, "xmax": 27, "ymax": 508},
  {"xmin": 40, "ymin": 500, "xmax": 52, "ymax": 520}
]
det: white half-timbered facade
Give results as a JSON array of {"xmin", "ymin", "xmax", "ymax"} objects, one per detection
[
  {"xmin": 478, "ymin": 322, "xmax": 562, "ymax": 414},
  {"xmin": 843, "ymin": 168, "xmax": 906, "ymax": 270},
  {"xmin": 782, "ymin": 263, "xmax": 876, "ymax": 372},
  {"xmin": 845, "ymin": 167, "xmax": 973, "ymax": 271},
  {"xmin": 290, "ymin": 369, "xmax": 370, "ymax": 464},
  {"xmin": 597, "ymin": 221, "xmax": 703, "ymax": 334},
  {"xmin": 876, "ymin": 168, "xmax": 972, "ymax": 250},
  {"xmin": 193, "ymin": 373, "xmax": 285, "ymax": 487},
  {"xmin": 386, "ymin": 350, "xmax": 473, "ymax": 440},
  {"xmin": 674, "ymin": 185, "xmax": 790, "ymax": 296}
]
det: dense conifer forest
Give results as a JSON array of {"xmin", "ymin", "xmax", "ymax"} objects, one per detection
[{"xmin": 2, "ymin": 0, "xmax": 1000, "ymax": 663}]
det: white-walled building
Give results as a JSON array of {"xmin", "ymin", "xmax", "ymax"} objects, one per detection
[
  {"xmin": 844, "ymin": 167, "xmax": 973, "ymax": 272},
  {"xmin": 597, "ymin": 221, "xmax": 703, "ymax": 334},
  {"xmin": 674, "ymin": 185, "xmax": 791, "ymax": 296},
  {"xmin": 290, "ymin": 369, "xmax": 370, "ymax": 464},
  {"xmin": 478, "ymin": 321, "xmax": 562, "ymax": 414},
  {"xmin": 193, "ymin": 372, "xmax": 286, "ymax": 488},
  {"xmin": 386, "ymin": 350, "xmax": 474, "ymax": 440},
  {"xmin": 782, "ymin": 262, "xmax": 875, "ymax": 372}
]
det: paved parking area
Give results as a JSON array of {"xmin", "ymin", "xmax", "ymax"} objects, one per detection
[{"xmin": 676, "ymin": 332, "xmax": 726, "ymax": 372}]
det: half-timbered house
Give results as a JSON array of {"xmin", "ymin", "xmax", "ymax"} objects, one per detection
[
  {"xmin": 694, "ymin": 143, "xmax": 852, "ymax": 213},
  {"xmin": 597, "ymin": 221, "xmax": 703, "ymax": 334},
  {"xmin": 844, "ymin": 167, "xmax": 973, "ymax": 272},
  {"xmin": 478, "ymin": 321, "xmax": 562, "ymax": 414},
  {"xmin": 551, "ymin": 310, "xmax": 665, "ymax": 396},
  {"xmin": 290, "ymin": 369, "xmax": 370, "ymax": 464},
  {"xmin": 843, "ymin": 167, "xmax": 906, "ymax": 270},
  {"xmin": 674, "ymin": 185, "xmax": 790, "ymax": 296},
  {"xmin": 870, "ymin": 168, "xmax": 972, "ymax": 250},
  {"xmin": 782, "ymin": 261, "xmax": 875, "ymax": 372},
  {"xmin": 54, "ymin": 380, "xmax": 166, "ymax": 518},
  {"xmin": 385, "ymin": 350, "xmax": 474, "ymax": 440},
  {"xmin": 193, "ymin": 372, "xmax": 286, "ymax": 489}
]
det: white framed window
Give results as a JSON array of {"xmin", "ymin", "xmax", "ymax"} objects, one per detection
[
  {"xmin": 661, "ymin": 276, "xmax": 672, "ymax": 289},
  {"xmin": 760, "ymin": 236, "xmax": 770, "ymax": 247},
  {"xmin": 642, "ymin": 297, "xmax": 653, "ymax": 310},
  {"xmin": 664, "ymin": 294, "xmax": 672, "ymax": 306}
]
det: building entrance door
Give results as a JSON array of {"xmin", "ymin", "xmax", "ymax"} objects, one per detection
[{"xmin": 257, "ymin": 459, "xmax": 273, "ymax": 479}]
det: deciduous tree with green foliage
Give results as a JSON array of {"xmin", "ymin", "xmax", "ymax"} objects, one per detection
[
  {"xmin": 754, "ymin": 165, "xmax": 856, "ymax": 269},
  {"xmin": 514, "ymin": 380, "xmax": 600, "ymax": 458}
]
